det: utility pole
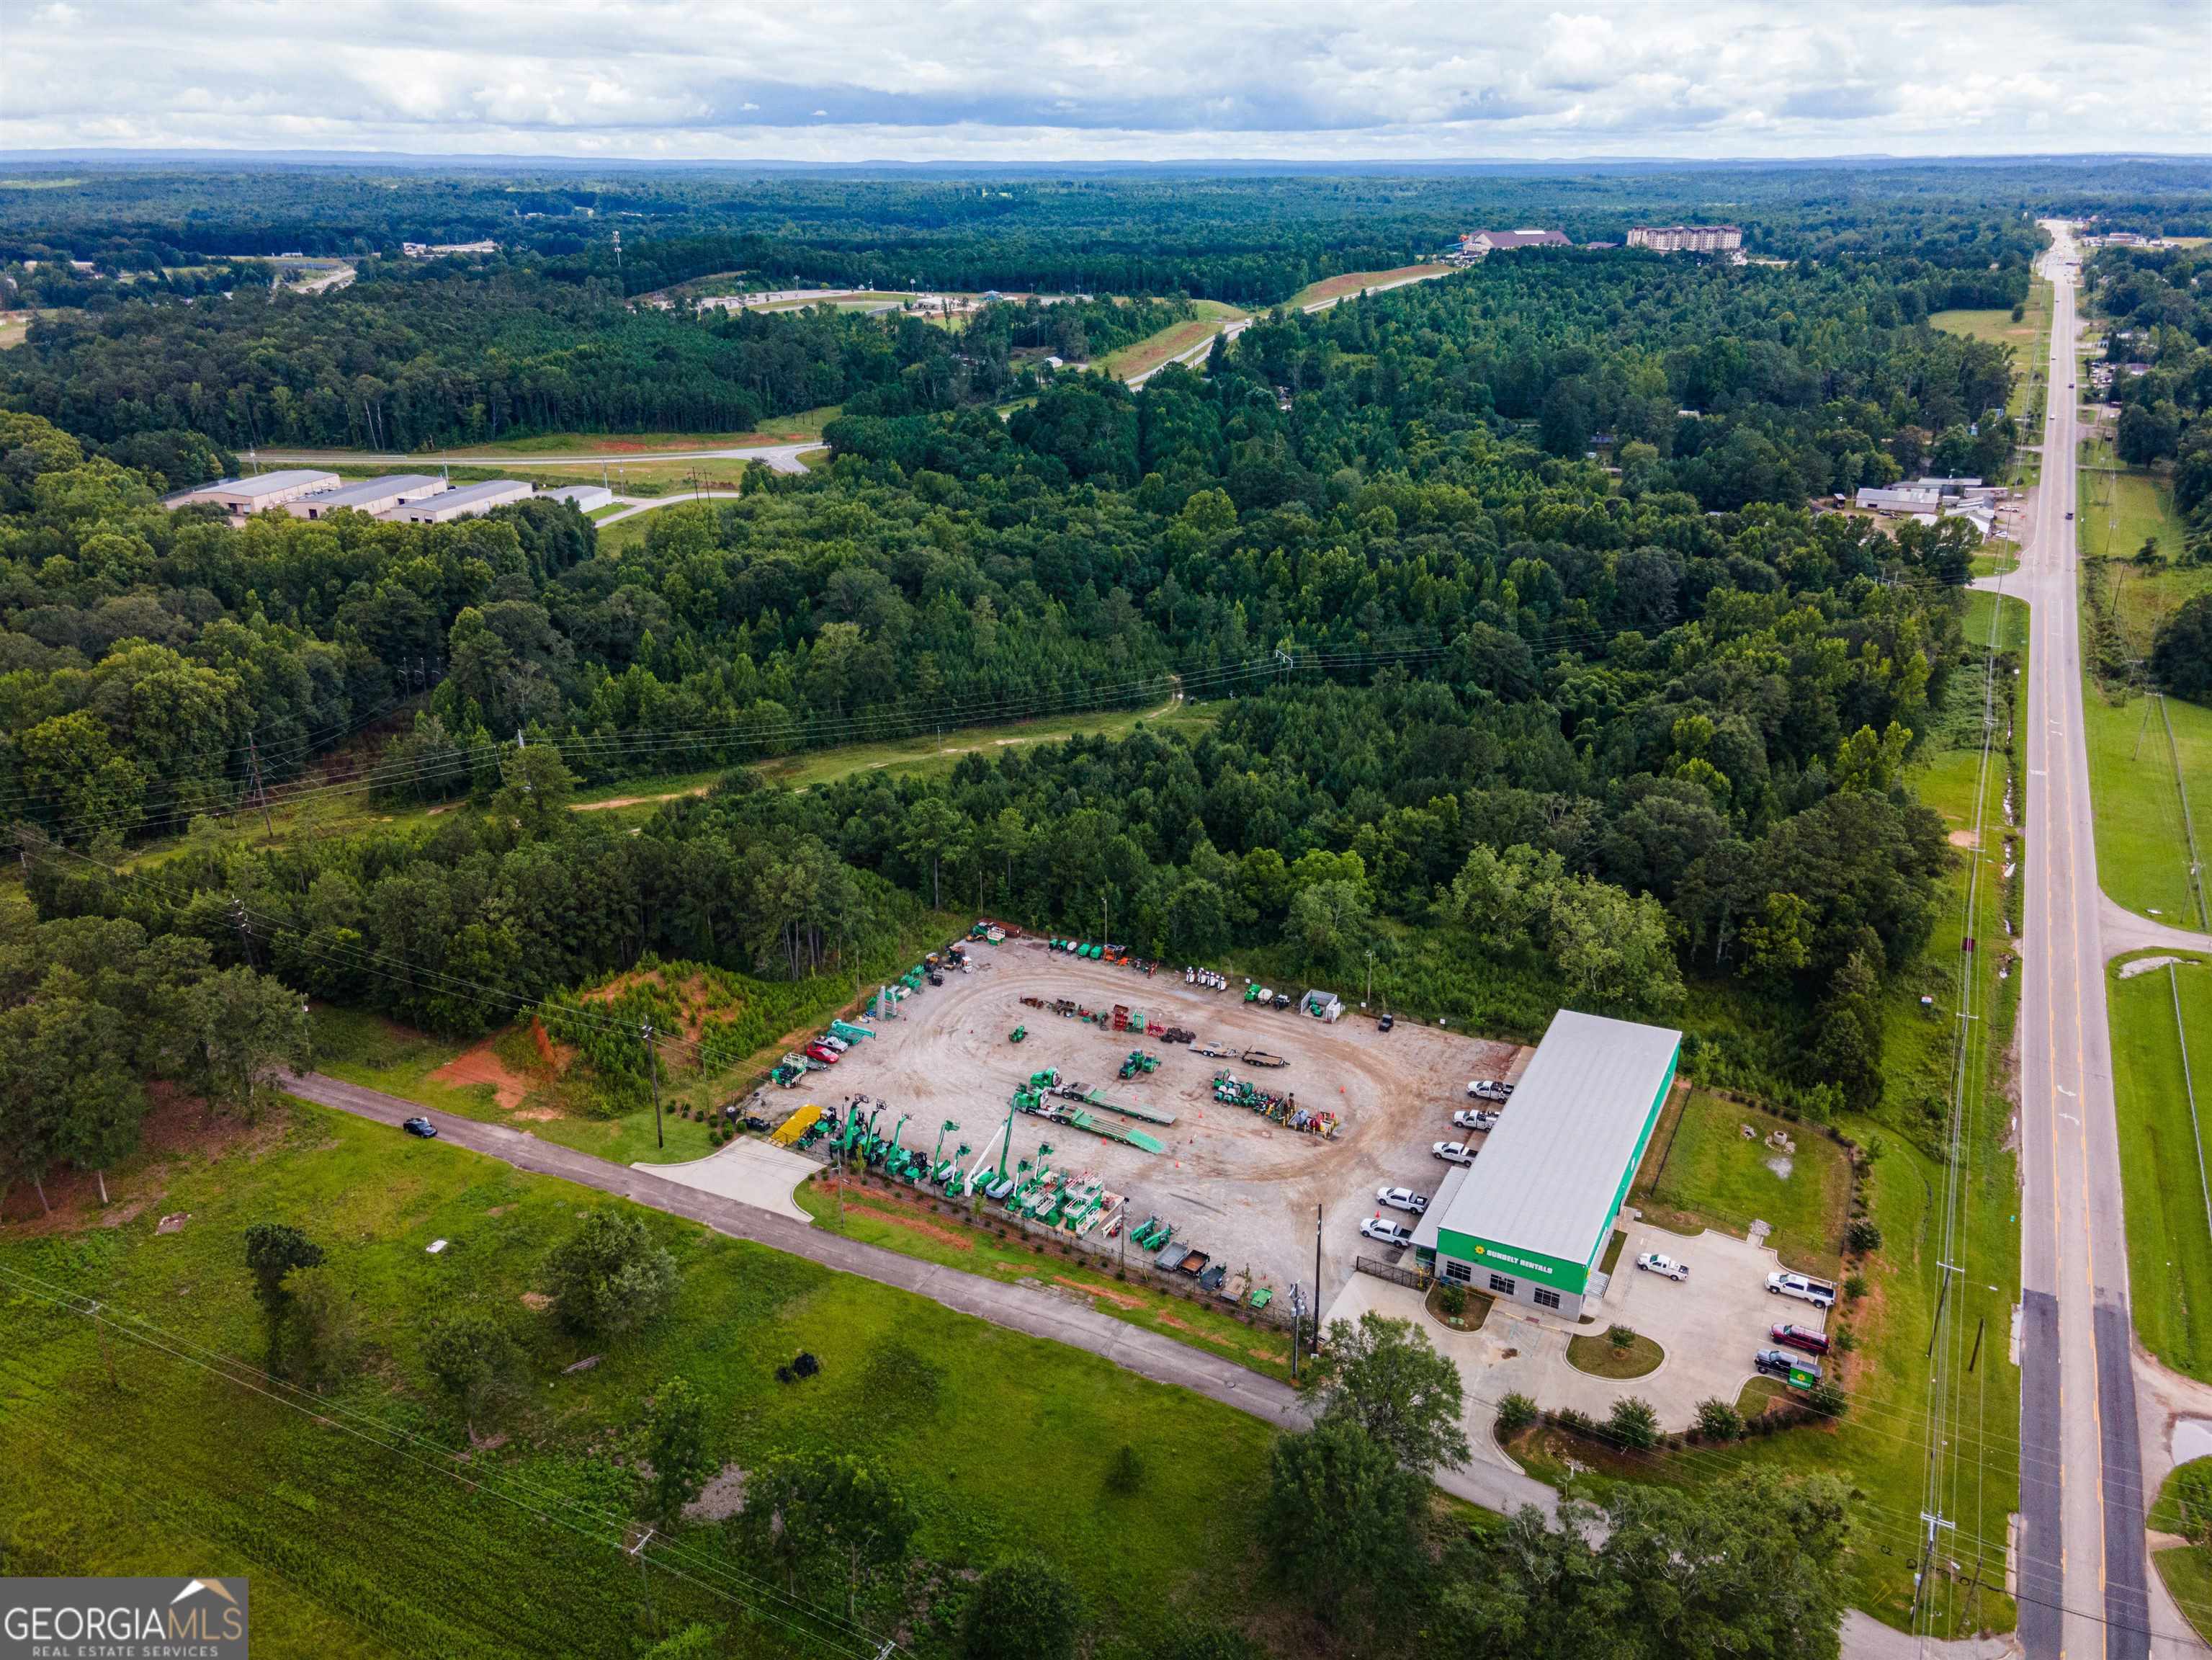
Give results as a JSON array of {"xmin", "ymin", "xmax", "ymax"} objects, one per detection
[
  {"xmin": 1312, "ymin": 1203, "xmax": 1323, "ymax": 1357},
  {"xmin": 628, "ymin": 1524, "xmax": 655, "ymax": 1630},
  {"xmin": 642, "ymin": 1022, "xmax": 663, "ymax": 1148},
  {"xmin": 246, "ymin": 730, "xmax": 274, "ymax": 842},
  {"xmin": 232, "ymin": 896, "xmax": 257, "ymax": 970}
]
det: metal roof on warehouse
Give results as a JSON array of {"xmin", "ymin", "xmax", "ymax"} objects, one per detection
[{"xmin": 1433, "ymin": 1008, "xmax": 1681, "ymax": 1265}]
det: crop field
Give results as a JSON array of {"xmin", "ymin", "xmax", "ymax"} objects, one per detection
[{"xmin": 0, "ymin": 1103, "xmax": 1282, "ymax": 1659}]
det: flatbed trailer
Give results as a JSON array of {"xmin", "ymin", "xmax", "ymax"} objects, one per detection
[{"xmin": 1054, "ymin": 1084, "xmax": 1178, "ymax": 1127}]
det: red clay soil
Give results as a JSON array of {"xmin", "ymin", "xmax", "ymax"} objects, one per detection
[
  {"xmin": 527, "ymin": 1017, "xmax": 576, "ymax": 1072},
  {"xmin": 430, "ymin": 1040, "xmax": 534, "ymax": 1110}
]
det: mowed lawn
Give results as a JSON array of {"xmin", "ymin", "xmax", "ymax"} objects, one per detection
[
  {"xmin": 2110, "ymin": 952, "xmax": 2212, "ymax": 1380},
  {"xmin": 0, "ymin": 1103, "xmax": 1281, "ymax": 1659},
  {"xmin": 1287, "ymin": 264, "xmax": 1455, "ymax": 309},
  {"xmin": 1633, "ymin": 1091, "xmax": 1852, "ymax": 1279},
  {"xmin": 2082, "ymin": 683, "xmax": 2212, "ymax": 925},
  {"xmin": 1093, "ymin": 300, "xmax": 1248, "ymax": 381},
  {"xmin": 792, "ymin": 1176, "xmax": 1295, "ymax": 1380},
  {"xmin": 2074, "ymin": 456, "xmax": 2212, "ymax": 924}
]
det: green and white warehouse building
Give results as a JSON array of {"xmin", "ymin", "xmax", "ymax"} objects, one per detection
[{"xmin": 1412, "ymin": 1009, "xmax": 1681, "ymax": 1320}]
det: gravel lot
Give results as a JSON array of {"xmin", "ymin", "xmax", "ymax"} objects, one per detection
[{"xmin": 805, "ymin": 940, "xmax": 1523, "ymax": 1300}]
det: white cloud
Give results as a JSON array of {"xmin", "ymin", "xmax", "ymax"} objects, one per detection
[{"xmin": 0, "ymin": 0, "xmax": 2203, "ymax": 160}]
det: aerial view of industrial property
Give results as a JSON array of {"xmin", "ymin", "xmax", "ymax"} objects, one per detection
[{"xmin": 0, "ymin": 3, "xmax": 2208, "ymax": 1658}]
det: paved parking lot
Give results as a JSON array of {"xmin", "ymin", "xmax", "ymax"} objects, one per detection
[{"xmin": 1325, "ymin": 1215, "xmax": 1824, "ymax": 1440}]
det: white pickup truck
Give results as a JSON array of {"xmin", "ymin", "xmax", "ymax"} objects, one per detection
[{"xmin": 1765, "ymin": 1270, "xmax": 1837, "ymax": 1308}]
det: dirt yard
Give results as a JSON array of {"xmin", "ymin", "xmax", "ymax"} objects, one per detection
[{"xmin": 805, "ymin": 940, "xmax": 1523, "ymax": 1300}]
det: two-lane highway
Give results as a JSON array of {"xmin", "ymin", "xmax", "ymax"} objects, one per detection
[{"xmin": 2011, "ymin": 220, "xmax": 2153, "ymax": 1660}]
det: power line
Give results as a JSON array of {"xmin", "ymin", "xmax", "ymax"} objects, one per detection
[{"xmin": 0, "ymin": 1260, "xmax": 905, "ymax": 1659}]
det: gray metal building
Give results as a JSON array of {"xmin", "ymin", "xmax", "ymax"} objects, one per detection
[
  {"xmin": 1417, "ymin": 1009, "xmax": 1682, "ymax": 1321},
  {"xmin": 283, "ymin": 474, "xmax": 449, "ymax": 519}
]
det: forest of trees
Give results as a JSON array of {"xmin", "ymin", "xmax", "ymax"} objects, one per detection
[
  {"xmin": 0, "ymin": 164, "xmax": 2129, "ymax": 1227},
  {"xmin": 7, "ymin": 157, "xmax": 2189, "ymax": 300},
  {"xmin": 2085, "ymin": 242, "xmax": 2212, "ymax": 692}
]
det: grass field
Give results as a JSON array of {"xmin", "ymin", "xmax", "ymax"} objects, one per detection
[
  {"xmin": 437, "ymin": 406, "xmax": 841, "ymax": 455},
  {"xmin": 1093, "ymin": 300, "xmax": 1248, "ymax": 381},
  {"xmin": 792, "ymin": 1175, "xmax": 1295, "ymax": 1381},
  {"xmin": 753, "ymin": 696, "xmax": 1211, "ymax": 792},
  {"xmin": 2110, "ymin": 951, "xmax": 2212, "ymax": 1380},
  {"xmin": 1287, "ymin": 264, "xmax": 1455, "ymax": 310},
  {"xmin": 1931, "ymin": 285, "xmax": 2050, "ymax": 424},
  {"xmin": 0, "ymin": 1102, "xmax": 1282, "ymax": 1659},
  {"xmin": 126, "ymin": 692, "xmax": 1208, "ymax": 873},
  {"xmin": 333, "ymin": 455, "xmax": 806, "ymax": 496},
  {"xmin": 2074, "ymin": 450, "xmax": 2212, "ymax": 927},
  {"xmin": 2079, "ymin": 447, "xmax": 2198, "ymax": 579},
  {"xmin": 0, "ymin": 310, "xmax": 32, "ymax": 349},
  {"xmin": 1632, "ymin": 1091, "xmax": 1853, "ymax": 1279},
  {"xmin": 2081, "ymin": 684, "xmax": 2212, "ymax": 925}
]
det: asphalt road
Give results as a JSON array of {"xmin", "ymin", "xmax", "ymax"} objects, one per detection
[
  {"xmin": 277, "ymin": 1068, "xmax": 1559, "ymax": 1522},
  {"xmin": 2005, "ymin": 221, "xmax": 2153, "ymax": 1660},
  {"xmin": 251, "ymin": 440, "xmax": 818, "ymax": 473}
]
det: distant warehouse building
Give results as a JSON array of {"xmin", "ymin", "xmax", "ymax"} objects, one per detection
[
  {"xmin": 283, "ymin": 474, "xmax": 449, "ymax": 520},
  {"xmin": 1627, "ymin": 224, "xmax": 1744, "ymax": 253},
  {"xmin": 166, "ymin": 470, "xmax": 339, "ymax": 514},
  {"xmin": 1456, "ymin": 228, "xmax": 1572, "ymax": 259},
  {"xmin": 1410, "ymin": 1009, "xmax": 1682, "ymax": 1321},
  {"xmin": 544, "ymin": 483, "xmax": 614, "ymax": 512},
  {"xmin": 377, "ymin": 480, "xmax": 534, "ymax": 524}
]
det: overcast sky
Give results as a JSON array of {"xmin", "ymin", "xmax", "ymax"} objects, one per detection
[{"xmin": 4, "ymin": 0, "xmax": 2207, "ymax": 163}]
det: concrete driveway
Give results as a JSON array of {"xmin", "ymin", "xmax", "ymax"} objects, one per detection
[
  {"xmin": 1325, "ymin": 1217, "xmax": 1817, "ymax": 1437},
  {"xmin": 634, "ymin": 1138, "xmax": 817, "ymax": 1223}
]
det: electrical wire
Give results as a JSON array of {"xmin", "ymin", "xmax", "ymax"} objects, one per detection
[{"xmin": 0, "ymin": 1260, "xmax": 907, "ymax": 1659}]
